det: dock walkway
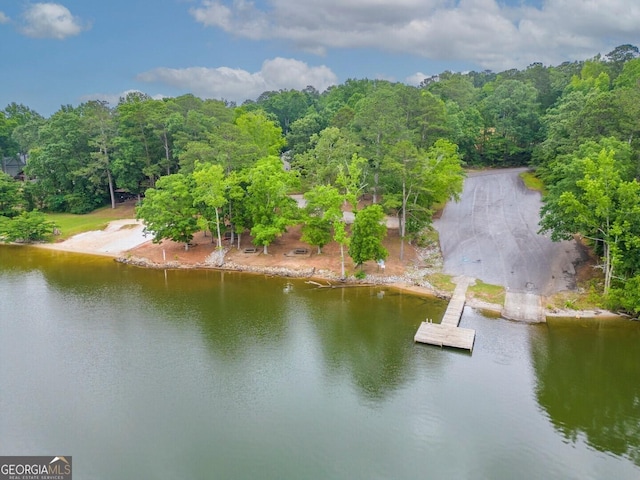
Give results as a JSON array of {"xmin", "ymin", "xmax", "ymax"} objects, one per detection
[{"xmin": 414, "ymin": 277, "xmax": 476, "ymax": 352}]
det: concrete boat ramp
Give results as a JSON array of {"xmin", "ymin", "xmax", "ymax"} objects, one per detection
[
  {"xmin": 414, "ymin": 277, "xmax": 547, "ymax": 353},
  {"xmin": 414, "ymin": 277, "xmax": 476, "ymax": 352}
]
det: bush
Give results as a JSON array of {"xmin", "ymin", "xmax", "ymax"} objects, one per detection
[
  {"xmin": 607, "ymin": 276, "xmax": 640, "ymax": 316},
  {"xmin": 354, "ymin": 269, "xmax": 367, "ymax": 280},
  {"xmin": 0, "ymin": 211, "xmax": 57, "ymax": 243}
]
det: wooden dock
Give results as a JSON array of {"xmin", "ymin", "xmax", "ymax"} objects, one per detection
[{"xmin": 414, "ymin": 277, "xmax": 476, "ymax": 352}]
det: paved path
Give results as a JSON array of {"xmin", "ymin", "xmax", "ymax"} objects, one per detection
[{"xmin": 434, "ymin": 169, "xmax": 584, "ymax": 296}]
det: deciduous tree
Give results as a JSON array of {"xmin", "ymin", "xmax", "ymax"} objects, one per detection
[
  {"xmin": 136, "ymin": 173, "xmax": 198, "ymax": 250},
  {"xmin": 245, "ymin": 156, "xmax": 299, "ymax": 253},
  {"xmin": 349, "ymin": 204, "xmax": 388, "ymax": 268},
  {"xmin": 192, "ymin": 162, "xmax": 228, "ymax": 265}
]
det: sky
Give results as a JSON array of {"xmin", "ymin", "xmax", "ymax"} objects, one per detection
[{"xmin": 1, "ymin": 0, "xmax": 639, "ymax": 117}]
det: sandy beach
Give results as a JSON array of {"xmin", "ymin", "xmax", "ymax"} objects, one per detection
[{"xmin": 36, "ymin": 219, "xmax": 151, "ymax": 257}]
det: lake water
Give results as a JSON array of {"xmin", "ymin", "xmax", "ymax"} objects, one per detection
[{"xmin": 1, "ymin": 246, "xmax": 639, "ymax": 479}]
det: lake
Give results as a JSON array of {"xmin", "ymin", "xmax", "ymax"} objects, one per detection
[{"xmin": 1, "ymin": 246, "xmax": 639, "ymax": 479}]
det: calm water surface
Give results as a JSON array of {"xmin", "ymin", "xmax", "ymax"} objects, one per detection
[{"xmin": 1, "ymin": 246, "xmax": 639, "ymax": 479}]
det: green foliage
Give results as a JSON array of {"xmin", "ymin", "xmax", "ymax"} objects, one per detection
[
  {"xmin": 192, "ymin": 161, "xmax": 228, "ymax": 261},
  {"xmin": 540, "ymin": 146, "xmax": 640, "ymax": 293},
  {"xmin": 607, "ymin": 276, "xmax": 640, "ymax": 316},
  {"xmin": 480, "ymin": 79, "xmax": 542, "ymax": 164},
  {"xmin": 614, "ymin": 58, "xmax": 640, "ymax": 88},
  {"xmin": 294, "ymin": 127, "xmax": 361, "ymax": 186},
  {"xmin": 4, "ymin": 44, "xmax": 640, "ymax": 304},
  {"xmin": 254, "ymin": 89, "xmax": 316, "ymax": 134},
  {"xmin": 349, "ymin": 204, "xmax": 388, "ymax": 267},
  {"xmin": 301, "ymin": 184, "xmax": 343, "ymax": 253},
  {"xmin": 520, "ymin": 171, "xmax": 544, "ymax": 192},
  {"xmin": 135, "ymin": 173, "xmax": 199, "ymax": 247},
  {"xmin": 354, "ymin": 269, "xmax": 367, "ymax": 280},
  {"xmin": 0, "ymin": 210, "xmax": 56, "ymax": 243},
  {"xmin": 235, "ymin": 110, "xmax": 286, "ymax": 157},
  {"xmin": 467, "ymin": 280, "xmax": 506, "ymax": 306},
  {"xmin": 0, "ymin": 172, "xmax": 22, "ymax": 217},
  {"xmin": 246, "ymin": 156, "xmax": 299, "ymax": 253},
  {"xmin": 286, "ymin": 112, "xmax": 326, "ymax": 156}
]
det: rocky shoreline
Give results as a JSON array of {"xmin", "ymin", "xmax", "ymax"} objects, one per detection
[
  {"xmin": 116, "ymin": 250, "xmax": 446, "ymax": 291},
  {"xmin": 114, "ymin": 250, "xmax": 624, "ymax": 321}
]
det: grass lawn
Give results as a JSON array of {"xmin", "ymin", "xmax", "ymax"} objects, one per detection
[
  {"xmin": 45, "ymin": 201, "xmax": 137, "ymax": 240},
  {"xmin": 520, "ymin": 171, "xmax": 545, "ymax": 193},
  {"xmin": 468, "ymin": 279, "xmax": 505, "ymax": 306}
]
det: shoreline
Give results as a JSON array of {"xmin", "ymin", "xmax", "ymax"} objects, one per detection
[{"xmin": 25, "ymin": 219, "xmax": 627, "ymax": 322}]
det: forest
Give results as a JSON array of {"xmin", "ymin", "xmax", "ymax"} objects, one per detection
[{"xmin": 1, "ymin": 44, "xmax": 640, "ymax": 314}]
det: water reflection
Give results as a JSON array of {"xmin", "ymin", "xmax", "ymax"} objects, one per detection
[
  {"xmin": 305, "ymin": 287, "xmax": 447, "ymax": 402},
  {"xmin": 531, "ymin": 317, "xmax": 640, "ymax": 465},
  {"xmin": 4, "ymin": 246, "xmax": 449, "ymax": 403},
  {"xmin": 3, "ymin": 246, "xmax": 640, "ymax": 478}
]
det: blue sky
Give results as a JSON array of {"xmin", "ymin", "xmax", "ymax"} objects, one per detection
[{"xmin": 1, "ymin": 0, "xmax": 638, "ymax": 117}]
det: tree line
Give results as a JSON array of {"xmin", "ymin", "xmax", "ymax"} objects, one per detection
[{"xmin": 1, "ymin": 44, "xmax": 639, "ymax": 313}]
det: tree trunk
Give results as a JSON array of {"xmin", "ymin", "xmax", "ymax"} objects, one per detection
[
  {"xmin": 162, "ymin": 130, "xmax": 171, "ymax": 175},
  {"xmin": 399, "ymin": 180, "xmax": 407, "ymax": 261},
  {"xmin": 214, "ymin": 208, "xmax": 224, "ymax": 266},
  {"xmin": 603, "ymin": 238, "xmax": 614, "ymax": 294},
  {"xmin": 107, "ymin": 169, "xmax": 116, "ymax": 209}
]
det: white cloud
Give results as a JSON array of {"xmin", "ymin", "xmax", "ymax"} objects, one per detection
[
  {"xmin": 0, "ymin": 11, "xmax": 9, "ymax": 24},
  {"xmin": 405, "ymin": 72, "xmax": 430, "ymax": 86},
  {"xmin": 189, "ymin": 0, "xmax": 640, "ymax": 70},
  {"xmin": 20, "ymin": 3, "xmax": 88, "ymax": 39},
  {"xmin": 136, "ymin": 57, "xmax": 338, "ymax": 103}
]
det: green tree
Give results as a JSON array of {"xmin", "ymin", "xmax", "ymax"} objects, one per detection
[
  {"xmin": 234, "ymin": 110, "xmax": 286, "ymax": 158},
  {"xmin": 480, "ymin": 79, "xmax": 542, "ymax": 164},
  {"xmin": 135, "ymin": 173, "xmax": 198, "ymax": 250},
  {"xmin": 397, "ymin": 87, "xmax": 448, "ymax": 149},
  {"xmin": 444, "ymin": 101, "xmax": 484, "ymax": 165},
  {"xmin": 255, "ymin": 89, "xmax": 314, "ymax": 134},
  {"xmin": 349, "ymin": 204, "xmax": 388, "ymax": 268},
  {"xmin": 80, "ymin": 100, "xmax": 117, "ymax": 208},
  {"xmin": 245, "ymin": 156, "xmax": 299, "ymax": 253},
  {"xmin": 351, "ymin": 83, "xmax": 406, "ymax": 202},
  {"xmin": 146, "ymin": 98, "xmax": 179, "ymax": 176},
  {"xmin": 113, "ymin": 92, "xmax": 164, "ymax": 193},
  {"xmin": 534, "ymin": 90, "xmax": 586, "ymax": 165},
  {"xmin": 426, "ymin": 72, "xmax": 477, "ymax": 108},
  {"xmin": 192, "ymin": 162, "xmax": 228, "ymax": 265},
  {"xmin": 1, "ymin": 103, "xmax": 43, "ymax": 159},
  {"xmin": 0, "ymin": 172, "xmax": 22, "ymax": 217},
  {"xmin": 225, "ymin": 170, "xmax": 252, "ymax": 248},
  {"xmin": 540, "ymin": 147, "xmax": 640, "ymax": 293},
  {"xmin": 382, "ymin": 139, "xmax": 465, "ymax": 259},
  {"xmin": 25, "ymin": 106, "xmax": 103, "ymax": 213},
  {"xmin": 0, "ymin": 210, "xmax": 56, "ymax": 243},
  {"xmin": 613, "ymin": 57, "xmax": 640, "ymax": 89},
  {"xmin": 301, "ymin": 184, "xmax": 343, "ymax": 254},
  {"xmin": 607, "ymin": 276, "xmax": 640, "ymax": 316},
  {"xmin": 286, "ymin": 112, "xmax": 326, "ymax": 156},
  {"xmin": 294, "ymin": 127, "xmax": 361, "ymax": 187},
  {"xmin": 605, "ymin": 44, "xmax": 640, "ymax": 79}
]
